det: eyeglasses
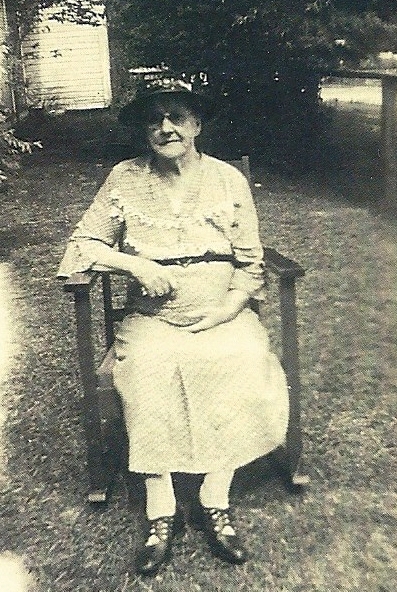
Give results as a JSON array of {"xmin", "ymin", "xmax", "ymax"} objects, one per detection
[{"xmin": 144, "ymin": 109, "xmax": 191, "ymax": 129}]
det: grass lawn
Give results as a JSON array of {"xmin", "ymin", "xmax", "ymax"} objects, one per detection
[{"xmin": 0, "ymin": 104, "xmax": 396, "ymax": 591}]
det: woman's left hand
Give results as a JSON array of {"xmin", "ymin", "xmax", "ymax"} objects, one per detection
[
  {"xmin": 180, "ymin": 305, "xmax": 239, "ymax": 333},
  {"xmin": 180, "ymin": 289, "xmax": 251, "ymax": 333}
]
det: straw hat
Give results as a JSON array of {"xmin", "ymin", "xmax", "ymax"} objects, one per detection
[{"xmin": 118, "ymin": 73, "xmax": 216, "ymax": 125}]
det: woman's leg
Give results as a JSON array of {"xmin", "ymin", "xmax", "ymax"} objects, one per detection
[
  {"xmin": 136, "ymin": 473, "xmax": 179, "ymax": 576},
  {"xmin": 198, "ymin": 469, "xmax": 247, "ymax": 564},
  {"xmin": 199, "ymin": 469, "xmax": 235, "ymax": 510},
  {"xmin": 145, "ymin": 473, "xmax": 176, "ymax": 520}
]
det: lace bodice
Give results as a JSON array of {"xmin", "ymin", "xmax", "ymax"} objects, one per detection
[{"xmin": 58, "ymin": 154, "xmax": 265, "ymax": 297}]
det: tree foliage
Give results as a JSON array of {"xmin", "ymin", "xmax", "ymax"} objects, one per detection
[
  {"xmin": 12, "ymin": 1, "xmax": 397, "ymax": 165},
  {"xmin": 105, "ymin": 1, "xmax": 397, "ymax": 66},
  {"xmin": 9, "ymin": 0, "xmax": 105, "ymax": 36},
  {"xmin": 16, "ymin": 1, "xmax": 397, "ymax": 68},
  {"xmin": 101, "ymin": 1, "xmax": 397, "ymax": 164}
]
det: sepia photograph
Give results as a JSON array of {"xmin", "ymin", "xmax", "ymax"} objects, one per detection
[{"xmin": 0, "ymin": 1, "xmax": 396, "ymax": 590}]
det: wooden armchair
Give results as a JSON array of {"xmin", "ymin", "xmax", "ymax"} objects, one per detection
[{"xmin": 62, "ymin": 156, "xmax": 309, "ymax": 503}]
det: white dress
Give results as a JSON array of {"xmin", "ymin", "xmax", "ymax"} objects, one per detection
[{"xmin": 58, "ymin": 154, "xmax": 289, "ymax": 474}]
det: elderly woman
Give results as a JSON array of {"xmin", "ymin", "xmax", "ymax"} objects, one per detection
[{"xmin": 58, "ymin": 75, "xmax": 289, "ymax": 576}]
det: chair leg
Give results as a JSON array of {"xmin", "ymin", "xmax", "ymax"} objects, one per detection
[
  {"xmin": 80, "ymin": 382, "xmax": 126, "ymax": 504},
  {"xmin": 73, "ymin": 290, "xmax": 126, "ymax": 502},
  {"xmin": 285, "ymin": 394, "xmax": 310, "ymax": 488},
  {"xmin": 278, "ymin": 276, "xmax": 310, "ymax": 488},
  {"xmin": 72, "ymin": 290, "xmax": 108, "ymax": 502},
  {"xmin": 85, "ymin": 386, "xmax": 126, "ymax": 504},
  {"xmin": 83, "ymin": 387, "xmax": 111, "ymax": 504}
]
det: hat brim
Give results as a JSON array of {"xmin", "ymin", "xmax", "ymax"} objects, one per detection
[{"xmin": 118, "ymin": 89, "xmax": 216, "ymax": 126}]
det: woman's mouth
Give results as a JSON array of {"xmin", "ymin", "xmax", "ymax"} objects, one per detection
[{"xmin": 159, "ymin": 139, "xmax": 180, "ymax": 145}]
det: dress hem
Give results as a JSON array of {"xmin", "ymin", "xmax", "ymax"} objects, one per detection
[{"xmin": 127, "ymin": 439, "xmax": 286, "ymax": 475}]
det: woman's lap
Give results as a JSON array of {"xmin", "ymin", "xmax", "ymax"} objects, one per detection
[{"xmin": 113, "ymin": 308, "xmax": 289, "ymax": 473}]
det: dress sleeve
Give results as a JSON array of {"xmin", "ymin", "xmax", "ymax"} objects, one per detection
[
  {"xmin": 228, "ymin": 172, "xmax": 266, "ymax": 299},
  {"xmin": 57, "ymin": 165, "xmax": 125, "ymax": 278}
]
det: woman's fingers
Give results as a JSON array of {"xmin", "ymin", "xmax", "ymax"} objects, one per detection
[
  {"xmin": 186, "ymin": 308, "xmax": 207, "ymax": 318},
  {"xmin": 183, "ymin": 318, "xmax": 212, "ymax": 333},
  {"xmin": 139, "ymin": 269, "xmax": 177, "ymax": 297},
  {"xmin": 155, "ymin": 274, "xmax": 175, "ymax": 294},
  {"xmin": 146, "ymin": 274, "xmax": 176, "ymax": 298},
  {"xmin": 181, "ymin": 308, "xmax": 217, "ymax": 332},
  {"xmin": 131, "ymin": 259, "xmax": 177, "ymax": 296},
  {"xmin": 181, "ymin": 306, "xmax": 234, "ymax": 332}
]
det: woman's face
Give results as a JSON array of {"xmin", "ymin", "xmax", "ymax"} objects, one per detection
[{"xmin": 143, "ymin": 96, "xmax": 202, "ymax": 160}]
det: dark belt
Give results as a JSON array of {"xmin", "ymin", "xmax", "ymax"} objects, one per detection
[{"xmin": 153, "ymin": 253, "xmax": 236, "ymax": 267}]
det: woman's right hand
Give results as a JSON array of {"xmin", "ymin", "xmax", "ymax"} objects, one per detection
[{"xmin": 128, "ymin": 257, "xmax": 177, "ymax": 298}]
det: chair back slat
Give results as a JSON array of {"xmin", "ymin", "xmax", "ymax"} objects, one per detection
[{"xmin": 228, "ymin": 155, "xmax": 252, "ymax": 185}]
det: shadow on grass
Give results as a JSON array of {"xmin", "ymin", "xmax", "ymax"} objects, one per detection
[
  {"xmin": 14, "ymin": 102, "xmax": 392, "ymax": 216},
  {"xmin": 306, "ymin": 103, "xmax": 386, "ymax": 210}
]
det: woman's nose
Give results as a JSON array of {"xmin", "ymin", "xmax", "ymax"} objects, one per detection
[{"xmin": 159, "ymin": 115, "xmax": 175, "ymax": 133}]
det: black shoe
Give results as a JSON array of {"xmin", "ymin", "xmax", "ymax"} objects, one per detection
[
  {"xmin": 198, "ymin": 507, "xmax": 248, "ymax": 564},
  {"xmin": 135, "ymin": 513, "xmax": 184, "ymax": 576}
]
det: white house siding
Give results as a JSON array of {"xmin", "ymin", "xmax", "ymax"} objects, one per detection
[{"xmin": 20, "ymin": 7, "xmax": 112, "ymax": 110}]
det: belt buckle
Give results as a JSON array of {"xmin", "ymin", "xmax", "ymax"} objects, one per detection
[{"xmin": 177, "ymin": 257, "xmax": 192, "ymax": 268}]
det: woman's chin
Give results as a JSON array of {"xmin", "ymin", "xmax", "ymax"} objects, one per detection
[{"xmin": 154, "ymin": 143, "xmax": 186, "ymax": 159}]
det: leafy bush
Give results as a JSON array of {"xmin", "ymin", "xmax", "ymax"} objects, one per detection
[{"xmin": 0, "ymin": 105, "xmax": 42, "ymax": 189}]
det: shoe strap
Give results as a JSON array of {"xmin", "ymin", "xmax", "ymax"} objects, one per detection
[
  {"xmin": 145, "ymin": 516, "xmax": 174, "ymax": 544},
  {"xmin": 204, "ymin": 508, "xmax": 236, "ymax": 536}
]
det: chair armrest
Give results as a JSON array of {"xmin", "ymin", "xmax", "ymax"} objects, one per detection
[
  {"xmin": 264, "ymin": 247, "xmax": 305, "ymax": 279},
  {"xmin": 63, "ymin": 271, "xmax": 100, "ymax": 293}
]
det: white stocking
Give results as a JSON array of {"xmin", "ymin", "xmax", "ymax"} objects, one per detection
[
  {"xmin": 144, "ymin": 473, "xmax": 176, "ymax": 521},
  {"xmin": 199, "ymin": 470, "xmax": 235, "ymax": 510}
]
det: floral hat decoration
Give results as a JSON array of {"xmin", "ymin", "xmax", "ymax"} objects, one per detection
[{"xmin": 118, "ymin": 68, "xmax": 216, "ymax": 125}]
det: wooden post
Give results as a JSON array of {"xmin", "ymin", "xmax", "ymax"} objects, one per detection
[{"xmin": 381, "ymin": 76, "xmax": 397, "ymax": 210}]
